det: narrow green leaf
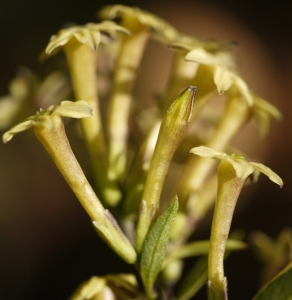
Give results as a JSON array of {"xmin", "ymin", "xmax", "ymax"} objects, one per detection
[
  {"xmin": 252, "ymin": 262, "xmax": 292, "ymax": 300},
  {"xmin": 163, "ymin": 239, "xmax": 247, "ymax": 268},
  {"xmin": 140, "ymin": 196, "xmax": 179, "ymax": 299}
]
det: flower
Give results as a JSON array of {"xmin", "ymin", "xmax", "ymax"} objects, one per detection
[
  {"xmin": 173, "ymin": 35, "xmax": 237, "ymax": 69},
  {"xmin": 3, "ymin": 100, "xmax": 92, "ymax": 143},
  {"xmin": 45, "ymin": 21, "xmax": 129, "ymax": 57},
  {"xmin": 183, "ymin": 40, "xmax": 254, "ymax": 106},
  {"xmin": 44, "ymin": 21, "xmax": 128, "ymax": 206},
  {"xmin": 3, "ymin": 100, "xmax": 137, "ymax": 264},
  {"xmin": 190, "ymin": 146, "xmax": 282, "ymax": 298},
  {"xmin": 98, "ymin": 4, "xmax": 178, "ymax": 42},
  {"xmin": 190, "ymin": 146, "xmax": 283, "ymax": 187}
]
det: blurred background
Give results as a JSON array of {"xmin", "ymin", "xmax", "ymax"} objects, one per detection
[{"xmin": 0, "ymin": 0, "xmax": 291, "ymax": 299}]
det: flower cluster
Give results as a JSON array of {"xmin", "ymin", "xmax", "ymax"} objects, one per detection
[{"xmin": 2, "ymin": 4, "xmax": 284, "ymax": 300}]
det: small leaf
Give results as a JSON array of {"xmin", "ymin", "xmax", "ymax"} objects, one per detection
[
  {"xmin": 163, "ymin": 239, "xmax": 247, "ymax": 268},
  {"xmin": 140, "ymin": 196, "xmax": 179, "ymax": 299},
  {"xmin": 252, "ymin": 262, "xmax": 292, "ymax": 300}
]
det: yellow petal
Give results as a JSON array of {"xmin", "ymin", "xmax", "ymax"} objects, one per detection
[
  {"xmin": 214, "ymin": 66, "xmax": 233, "ymax": 95},
  {"xmin": 99, "ymin": 5, "xmax": 178, "ymax": 42},
  {"xmin": 250, "ymin": 162, "xmax": 283, "ymax": 187},
  {"xmin": 53, "ymin": 100, "xmax": 93, "ymax": 119},
  {"xmin": 2, "ymin": 119, "xmax": 34, "ymax": 143},
  {"xmin": 185, "ymin": 48, "xmax": 219, "ymax": 65},
  {"xmin": 190, "ymin": 146, "xmax": 283, "ymax": 186},
  {"xmin": 45, "ymin": 21, "xmax": 129, "ymax": 56}
]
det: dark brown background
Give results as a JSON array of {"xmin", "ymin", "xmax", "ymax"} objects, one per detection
[{"xmin": 0, "ymin": 0, "xmax": 291, "ymax": 299}]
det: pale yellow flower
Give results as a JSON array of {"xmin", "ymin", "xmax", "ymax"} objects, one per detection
[
  {"xmin": 183, "ymin": 41, "xmax": 254, "ymax": 106},
  {"xmin": 3, "ymin": 100, "xmax": 92, "ymax": 143},
  {"xmin": 45, "ymin": 21, "xmax": 129, "ymax": 57},
  {"xmin": 190, "ymin": 146, "xmax": 283, "ymax": 187},
  {"xmin": 99, "ymin": 4, "xmax": 178, "ymax": 42}
]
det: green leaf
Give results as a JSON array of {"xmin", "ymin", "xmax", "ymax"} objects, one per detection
[
  {"xmin": 163, "ymin": 239, "xmax": 247, "ymax": 268},
  {"xmin": 140, "ymin": 196, "xmax": 179, "ymax": 299},
  {"xmin": 252, "ymin": 262, "xmax": 292, "ymax": 300}
]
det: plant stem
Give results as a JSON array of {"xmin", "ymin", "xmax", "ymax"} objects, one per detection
[
  {"xmin": 34, "ymin": 123, "xmax": 137, "ymax": 263},
  {"xmin": 64, "ymin": 38, "xmax": 121, "ymax": 206},
  {"xmin": 207, "ymin": 161, "xmax": 246, "ymax": 299},
  {"xmin": 107, "ymin": 16, "xmax": 149, "ymax": 181}
]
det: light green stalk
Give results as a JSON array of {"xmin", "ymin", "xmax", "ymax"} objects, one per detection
[
  {"xmin": 135, "ymin": 86, "xmax": 196, "ymax": 253},
  {"xmin": 44, "ymin": 22, "xmax": 129, "ymax": 206},
  {"xmin": 107, "ymin": 17, "xmax": 149, "ymax": 181},
  {"xmin": 34, "ymin": 123, "xmax": 137, "ymax": 264},
  {"xmin": 207, "ymin": 161, "xmax": 245, "ymax": 300},
  {"xmin": 190, "ymin": 146, "xmax": 283, "ymax": 299},
  {"xmin": 64, "ymin": 39, "xmax": 121, "ymax": 205}
]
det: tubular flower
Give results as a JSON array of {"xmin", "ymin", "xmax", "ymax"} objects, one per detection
[
  {"xmin": 3, "ymin": 100, "xmax": 137, "ymax": 264},
  {"xmin": 190, "ymin": 146, "xmax": 282, "ymax": 299},
  {"xmin": 44, "ymin": 21, "xmax": 129, "ymax": 206}
]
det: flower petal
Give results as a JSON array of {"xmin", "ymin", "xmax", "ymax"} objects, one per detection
[
  {"xmin": 214, "ymin": 66, "xmax": 233, "ymax": 95},
  {"xmin": 45, "ymin": 21, "xmax": 129, "ymax": 56},
  {"xmin": 2, "ymin": 119, "xmax": 34, "ymax": 143},
  {"xmin": 234, "ymin": 75, "xmax": 253, "ymax": 106},
  {"xmin": 190, "ymin": 146, "xmax": 283, "ymax": 186},
  {"xmin": 52, "ymin": 100, "xmax": 93, "ymax": 119},
  {"xmin": 99, "ymin": 5, "xmax": 178, "ymax": 42},
  {"xmin": 250, "ymin": 162, "xmax": 283, "ymax": 187}
]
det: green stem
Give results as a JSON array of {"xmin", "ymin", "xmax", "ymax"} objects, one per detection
[
  {"xmin": 64, "ymin": 39, "xmax": 121, "ymax": 205},
  {"xmin": 107, "ymin": 17, "xmax": 149, "ymax": 181},
  {"xmin": 34, "ymin": 123, "xmax": 137, "ymax": 264},
  {"xmin": 207, "ymin": 161, "xmax": 246, "ymax": 299}
]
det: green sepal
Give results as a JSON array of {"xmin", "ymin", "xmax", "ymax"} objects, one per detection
[
  {"xmin": 252, "ymin": 262, "xmax": 292, "ymax": 300},
  {"xmin": 140, "ymin": 196, "xmax": 179, "ymax": 299}
]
